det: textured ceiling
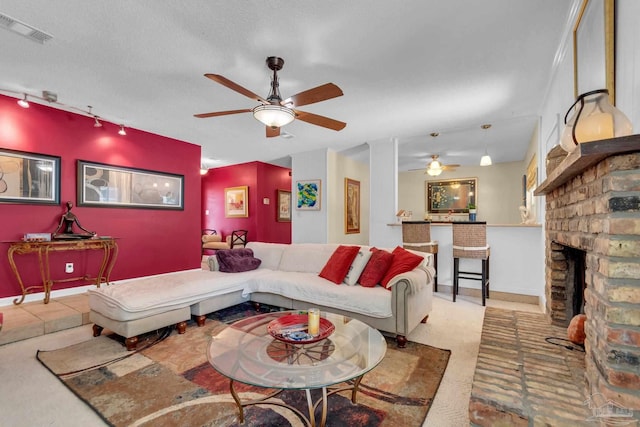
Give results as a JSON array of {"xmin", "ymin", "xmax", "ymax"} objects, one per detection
[{"xmin": 0, "ymin": 1, "xmax": 577, "ymax": 171}]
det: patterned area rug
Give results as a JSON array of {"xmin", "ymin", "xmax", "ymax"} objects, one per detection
[{"xmin": 37, "ymin": 304, "xmax": 450, "ymax": 427}]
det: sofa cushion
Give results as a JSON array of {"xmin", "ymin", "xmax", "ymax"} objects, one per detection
[
  {"xmin": 381, "ymin": 246, "xmax": 424, "ymax": 289},
  {"xmin": 358, "ymin": 248, "xmax": 394, "ymax": 287},
  {"xmin": 343, "ymin": 247, "xmax": 373, "ymax": 286},
  {"xmin": 319, "ymin": 245, "xmax": 361, "ymax": 284},
  {"xmin": 246, "ymin": 242, "xmax": 286, "ymax": 270},
  {"xmin": 216, "ymin": 249, "xmax": 262, "ymax": 273},
  {"xmin": 278, "ymin": 243, "xmax": 339, "ymax": 273}
]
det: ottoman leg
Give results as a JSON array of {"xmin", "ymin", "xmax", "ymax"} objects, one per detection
[
  {"xmin": 396, "ymin": 335, "xmax": 407, "ymax": 348},
  {"xmin": 92, "ymin": 324, "xmax": 103, "ymax": 337},
  {"xmin": 177, "ymin": 321, "xmax": 187, "ymax": 334},
  {"xmin": 195, "ymin": 315, "xmax": 206, "ymax": 327}
]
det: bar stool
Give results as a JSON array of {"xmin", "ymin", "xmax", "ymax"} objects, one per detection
[
  {"xmin": 452, "ymin": 222, "xmax": 490, "ymax": 306},
  {"xmin": 401, "ymin": 221, "xmax": 439, "ymax": 291}
]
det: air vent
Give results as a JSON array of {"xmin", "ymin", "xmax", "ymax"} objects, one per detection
[{"xmin": 0, "ymin": 13, "xmax": 53, "ymax": 44}]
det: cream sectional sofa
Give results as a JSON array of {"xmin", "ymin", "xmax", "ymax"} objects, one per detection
[{"xmin": 88, "ymin": 242, "xmax": 435, "ymax": 350}]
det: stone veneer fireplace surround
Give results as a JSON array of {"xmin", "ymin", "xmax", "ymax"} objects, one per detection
[{"xmin": 535, "ymin": 134, "xmax": 640, "ymax": 414}]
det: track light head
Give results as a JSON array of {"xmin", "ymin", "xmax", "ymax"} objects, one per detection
[
  {"xmin": 93, "ymin": 117, "xmax": 102, "ymax": 128},
  {"xmin": 17, "ymin": 94, "xmax": 29, "ymax": 108},
  {"xmin": 118, "ymin": 125, "xmax": 126, "ymax": 136}
]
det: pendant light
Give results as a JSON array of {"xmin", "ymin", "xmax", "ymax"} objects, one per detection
[{"xmin": 479, "ymin": 124, "xmax": 492, "ymax": 166}]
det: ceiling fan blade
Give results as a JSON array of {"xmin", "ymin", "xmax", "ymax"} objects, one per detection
[
  {"xmin": 266, "ymin": 126, "xmax": 281, "ymax": 138},
  {"xmin": 194, "ymin": 109, "xmax": 252, "ymax": 118},
  {"xmin": 204, "ymin": 74, "xmax": 269, "ymax": 104},
  {"xmin": 293, "ymin": 110, "xmax": 346, "ymax": 131},
  {"xmin": 442, "ymin": 164, "xmax": 460, "ymax": 170},
  {"xmin": 282, "ymin": 83, "xmax": 343, "ymax": 108}
]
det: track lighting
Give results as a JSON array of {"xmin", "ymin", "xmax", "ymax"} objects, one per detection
[
  {"xmin": 17, "ymin": 94, "xmax": 29, "ymax": 108},
  {"xmin": 93, "ymin": 117, "xmax": 102, "ymax": 128},
  {"xmin": 118, "ymin": 125, "xmax": 126, "ymax": 136}
]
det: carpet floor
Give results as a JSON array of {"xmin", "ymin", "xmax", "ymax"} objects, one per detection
[{"xmin": 37, "ymin": 304, "xmax": 450, "ymax": 427}]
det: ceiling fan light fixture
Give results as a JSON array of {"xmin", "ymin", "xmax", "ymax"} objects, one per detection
[
  {"xmin": 427, "ymin": 166, "xmax": 443, "ymax": 176},
  {"xmin": 252, "ymin": 104, "xmax": 295, "ymax": 128}
]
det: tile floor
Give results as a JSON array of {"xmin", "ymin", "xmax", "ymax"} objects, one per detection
[{"xmin": 0, "ymin": 291, "xmax": 542, "ymax": 426}]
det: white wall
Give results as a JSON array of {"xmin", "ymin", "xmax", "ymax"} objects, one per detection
[
  {"xmin": 291, "ymin": 149, "xmax": 329, "ymax": 243},
  {"xmin": 327, "ymin": 150, "xmax": 370, "ymax": 244},
  {"xmin": 398, "ymin": 161, "xmax": 525, "ymax": 224},
  {"xmin": 368, "ymin": 138, "xmax": 401, "ymax": 248}
]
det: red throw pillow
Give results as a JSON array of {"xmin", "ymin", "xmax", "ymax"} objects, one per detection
[
  {"xmin": 358, "ymin": 248, "xmax": 394, "ymax": 288},
  {"xmin": 319, "ymin": 245, "xmax": 361, "ymax": 284},
  {"xmin": 380, "ymin": 246, "xmax": 424, "ymax": 289}
]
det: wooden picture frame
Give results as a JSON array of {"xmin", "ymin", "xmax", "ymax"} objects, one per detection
[
  {"xmin": 573, "ymin": 0, "xmax": 616, "ymax": 103},
  {"xmin": 296, "ymin": 179, "xmax": 321, "ymax": 210},
  {"xmin": 224, "ymin": 186, "xmax": 248, "ymax": 217},
  {"xmin": 426, "ymin": 178, "xmax": 477, "ymax": 214},
  {"xmin": 345, "ymin": 178, "xmax": 360, "ymax": 234},
  {"xmin": 77, "ymin": 160, "xmax": 184, "ymax": 209},
  {"xmin": 277, "ymin": 189, "xmax": 291, "ymax": 222},
  {"xmin": 0, "ymin": 148, "xmax": 60, "ymax": 205}
]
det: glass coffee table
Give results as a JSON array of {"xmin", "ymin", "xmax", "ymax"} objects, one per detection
[{"xmin": 207, "ymin": 310, "xmax": 387, "ymax": 427}]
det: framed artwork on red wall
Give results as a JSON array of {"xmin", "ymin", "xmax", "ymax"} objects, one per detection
[
  {"xmin": 277, "ymin": 190, "xmax": 291, "ymax": 222},
  {"xmin": 225, "ymin": 186, "xmax": 248, "ymax": 217},
  {"xmin": 0, "ymin": 148, "xmax": 60, "ymax": 205},
  {"xmin": 77, "ymin": 160, "xmax": 184, "ymax": 210}
]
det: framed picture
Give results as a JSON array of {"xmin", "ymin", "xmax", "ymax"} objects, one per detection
[
  {"xmin": 0, "ymin": 149, "xmax": 60, "ymax": 205},
  {"xmin": 225, "ymin": 186, "xmax": 248, "ymax": 217},
  {"xmin": 345, "ymin": 178, "xmax": 360, "ymax": 234},
  {"xmin": 77, "ymin": 160, "xmax": 184, "ymax": 209},
  {"xmin": 426, "ymin": 178, "xmax": 477, "ymax": 214},
  {"xmin": 296, "ymin": 179, "xmax": 321, "ymax": 210},
  {"xmin": 574, "ymin": 0, "xmax": 615, "ymax": 103},
  {"xmin": 277, "ymin": 190, "xmax": 291, "ymax": 222}
]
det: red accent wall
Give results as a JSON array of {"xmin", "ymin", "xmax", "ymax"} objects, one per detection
[
  {"xmin": 201, "ymin": 161, "xmax": 291, "ymax": 244},
  {"xmin": 0, "ymin": 95, "xmax": 202, "ymax": 299}
]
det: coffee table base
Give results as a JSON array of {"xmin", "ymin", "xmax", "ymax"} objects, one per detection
[{"xmin": 229, "ymin": 375, "xmax": 365, "ymax": 427}]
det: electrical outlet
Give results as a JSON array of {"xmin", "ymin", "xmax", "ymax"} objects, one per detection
[{"xmin": 65, "ymin": 263, "xmax": 74, "ymax": 273}]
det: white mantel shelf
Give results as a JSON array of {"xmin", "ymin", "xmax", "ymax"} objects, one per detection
[{"xmin": 534, "ymin": 134, "xmax": 640, "ymax": 196}]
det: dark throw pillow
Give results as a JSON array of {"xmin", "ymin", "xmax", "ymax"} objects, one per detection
[
  {"xmin": 319, "ymin": 245, "xmax": 361, "ymax": 284},
  {"xmin": 216, "ymin": 248, "xmax": 262, "ymax": 273},
  {"xmin": 358, "ymin": 248, "xmax": 394, "ymax": 288}
]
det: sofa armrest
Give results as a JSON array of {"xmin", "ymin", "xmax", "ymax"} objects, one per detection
[{"xmin": 386, "ymin": 266, "xmax": 434, "ymax": 294}]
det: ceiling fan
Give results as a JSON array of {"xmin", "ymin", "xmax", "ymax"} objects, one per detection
[
  {"xmin": 411, "ymin": 155, "xmax": 460, "ymax": 176},
  {"xmin": 194, "ymin": 56, "xmax": 346, "ymax": 138}
]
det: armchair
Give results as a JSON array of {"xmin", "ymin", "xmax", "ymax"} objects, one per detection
[{"xmin": 201, "ymin": 229, "xmax": 231, "ymax": 253}]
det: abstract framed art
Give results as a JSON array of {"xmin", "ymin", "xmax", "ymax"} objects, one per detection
[
  {"xmin": 296, "ymin": 179, "xmax": 321, "ymax": 210},
  {"xmin": 345, "ymin": 178, "xmax": 360, "ymax": 234},
  {"xmin": 225, "ymin": 186, "xmax": 248, "ymax": 217},
  {"xmin": 0, "ymin": 148, "xmax": 60, "ymax": 205},
  {"xmin": 77, "ymin": 160, "xmax": 184, "ymax": 209}
]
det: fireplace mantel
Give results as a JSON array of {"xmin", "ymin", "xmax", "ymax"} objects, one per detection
[{"xmin": 534, "ymin": 134, "xmax": 640, "ymax": 195}]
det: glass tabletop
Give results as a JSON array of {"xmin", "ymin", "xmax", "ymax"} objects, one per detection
[{"xmin": 207, "ymin": 310, "xmax": 387, "ymax": 390}]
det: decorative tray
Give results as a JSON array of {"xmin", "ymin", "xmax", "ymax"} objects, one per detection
[{"xmin": 267, "ymin": 313, "xmax": 335, "ymax": 344}]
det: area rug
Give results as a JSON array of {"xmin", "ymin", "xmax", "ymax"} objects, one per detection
[{"xmin": 37, "ymin": 305, "xmax": 450, "ymax": 427}]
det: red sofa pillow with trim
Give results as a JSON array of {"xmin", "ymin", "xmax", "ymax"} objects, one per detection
[
  {"xmin": 380, "ymin": 246, "xmax": 424, "ymax": 289},
  {"xmin": 319, "ymin": 245, "xmax": 361, "ymax": 284},
  {"xmin": 358, "ymin": 248, "xmax": 394, "ymax": 288}
]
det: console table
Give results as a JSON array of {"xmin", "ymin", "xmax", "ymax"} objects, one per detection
[{"xmin": 7, "ymin": 238, "xmax": 118, "ymax": 305}]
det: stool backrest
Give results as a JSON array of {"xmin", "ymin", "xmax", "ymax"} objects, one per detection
[
  {"xmin": 401, "ymin": 221, "xmax": 433, "ymax": 252},
  {"xmin": 452, "ymin": 222, "xmax": 488, "ymax": 259}
]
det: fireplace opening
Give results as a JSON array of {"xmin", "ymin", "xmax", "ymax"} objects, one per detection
[{"xmin": 565, "ymin": 246, "xmax": 587, "ymax": 318}]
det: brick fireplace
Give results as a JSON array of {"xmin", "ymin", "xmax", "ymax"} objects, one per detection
[{"xmin": 536, "ymin": 135, "xmax": 640, "ymax": 413}]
